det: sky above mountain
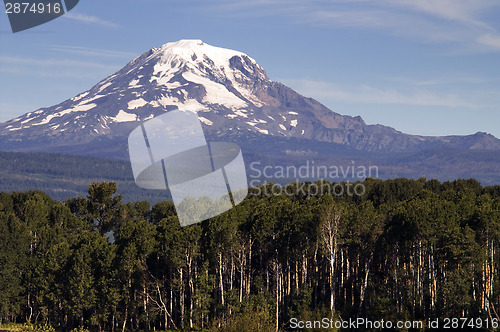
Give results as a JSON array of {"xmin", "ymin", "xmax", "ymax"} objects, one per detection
[{"xmin": 0, "ymin": 0, "xmax": 499, "ymax": 138}]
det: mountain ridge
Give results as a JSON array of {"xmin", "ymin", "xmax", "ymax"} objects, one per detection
[{"xmin": 0, "ymin": 39, "xmax": 498, "ymax": 168}]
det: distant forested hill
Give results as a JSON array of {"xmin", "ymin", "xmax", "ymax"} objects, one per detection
[
  {"xmin": 0, "ymin": 150, "xmax": 499, "ymax": 206},
  {"xmin": 0, "ymin": 151, "xmax": 169, "ymax": 203}
]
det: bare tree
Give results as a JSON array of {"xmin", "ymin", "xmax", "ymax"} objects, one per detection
[{"xmin": 320, "ymin": 203, "xmax": 343, "ymax": 313}]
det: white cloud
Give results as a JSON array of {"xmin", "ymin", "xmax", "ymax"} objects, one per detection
[
  {"xmin": 49, "ymin": 45, "xmax": 137, "ymax": 59},
  {"xmin": 282, "ymin": 78, "xmax": 483, "ymax": 108},
  {"xmin": 0, "ymin": 56, "xmax": 120, "ymax": 78},
  {"xmin": 210, "ymin": 0, "xmax": 500, "ymax": 51},
  {"xmin": 385, "ymin": 0, "xmax": 494, "ymax": 28},
  {"xmin": 477, "ymin": 34, "xmax": 500, "ymax": 50},
  {"xmin": 0, "ymin": 56, "xmax": 117, "ymax": 70},
  {"xmin": 63, "ymin": 12, "xmax": 119, "ymax": 28}
]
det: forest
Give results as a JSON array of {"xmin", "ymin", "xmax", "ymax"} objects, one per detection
[
  {"xmin": 0, "ymin": 178, "xmax": 499, "ymax": 331},
  {"xmin": 0, "ymin": 151, "xmax": 167, "ymax": 203}
]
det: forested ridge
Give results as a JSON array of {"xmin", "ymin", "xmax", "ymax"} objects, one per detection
[
  {"xmin": 0, "ymin": 178, "xmax": 499, "ymax": 331},
  {"xmin": 0, "ymin": 151, "xmax": 168, "ymax": 203}
]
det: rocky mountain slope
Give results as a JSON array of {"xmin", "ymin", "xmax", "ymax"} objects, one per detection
[
  {"xmin": 1, "ymin": 39, "xmax": 499, "ymax": 159},
  {"xmin": 0, "ymin": 39, "xmax": 499, "ymax": 184}
]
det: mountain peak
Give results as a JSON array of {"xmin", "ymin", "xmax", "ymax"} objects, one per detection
[
  {"xmin": 164, "ymin": 39, "xmax": 205, "ymax": 46},
  {"xmin": 0, "ymin": 40, "xmax": 499, "ymax": 162},
  {"xmin": 158, "ymin": 39, "xmax": 244, "ymax": 57},
  {"xmin": 150, "ymin": 39, "xmax": 260, "ymax": 79}
]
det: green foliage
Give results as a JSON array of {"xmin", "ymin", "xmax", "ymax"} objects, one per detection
[
  {"xmin": 0, "ymin": 178, "xmax": 499, "ymax": 331},
  {"xmin": 19, "ymin": 323, "xmax": 55, "ymax": 332},
  {"xmin": 69, "ymin": 327, "xmax": 89, "ymax": 332},
  {"xmin": 207, "ymin": 303, "xmax": 275, "ymax": 332}
]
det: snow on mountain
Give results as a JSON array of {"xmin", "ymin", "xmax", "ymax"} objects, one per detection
[
  {"xmin": 1, "ymin": 40, "xmax": 290, "ymax": 138},
  {"xmin": 0, "ymin": 39, "xmax": 356, "ymax": 152},
  {"xmin": 0, "ymin": 39, "xmax": 499, "ymax": 158}
]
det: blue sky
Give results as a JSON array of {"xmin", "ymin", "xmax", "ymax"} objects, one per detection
[{"xmin": 0, "ymin": 0, "xmax": 499, "ymax": 138}]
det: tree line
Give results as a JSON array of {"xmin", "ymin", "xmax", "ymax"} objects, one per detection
[
  {"xmin": 0, "ymin": 178, "xmax": 499, "ymax": 331},
  {"xmin": 0, "ymin": 151, "xmax": 169, "ymax": 203}
]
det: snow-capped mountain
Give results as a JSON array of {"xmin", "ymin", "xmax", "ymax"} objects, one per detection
[{"xmin": 0, "ymin": 39, "xmax": 499, "ymax": 158}]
